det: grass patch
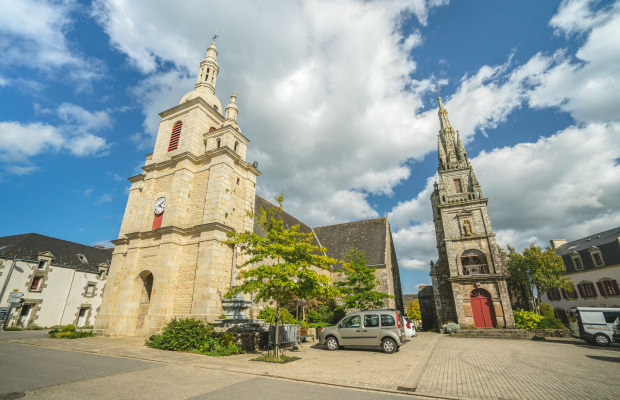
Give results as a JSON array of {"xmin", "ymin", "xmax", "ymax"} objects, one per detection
[
  {"xmin": 3, "ymin": 326, "xmax": 23, "ymax": 331},
  {"xmin": 251, "ymin": 354, "xmax": 300, "ymax": 364}
]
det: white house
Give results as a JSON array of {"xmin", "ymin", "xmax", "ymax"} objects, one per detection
[
  {"xmin": 547, "ymin": 227, "xmax": 620, "ymax": 323},
  {"xmin": 0, "ymin": 233, "xmax": 112, "ymax": 328}
]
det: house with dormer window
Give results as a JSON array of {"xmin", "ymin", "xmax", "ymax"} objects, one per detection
[
  {"xmin": 0, "ymin": 233, "xmax": 112, "ymax": 328},
  {"xmin": 548, "ymin": 227, "xmax": 620, "ymax": 324}
]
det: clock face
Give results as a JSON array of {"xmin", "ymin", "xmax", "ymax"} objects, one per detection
[{"xmin": 154, "ymin": 197, "xmax": 166, "ymax": 215}]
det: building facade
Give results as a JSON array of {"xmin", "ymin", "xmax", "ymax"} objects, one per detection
[
  {"xmin": 96, "ymin": 43, "xmax": 403, "ymax": 336},
  {"xmin": 429, "ymin": 98, "xmax": 514, "ymax": 329},
  {"xmin": 0, "ymin": 233, "xmax": 112, "ymax": 328},
  {"xmin": 547, "ymin": 227, "xmax": 620, "ymax": 323}
]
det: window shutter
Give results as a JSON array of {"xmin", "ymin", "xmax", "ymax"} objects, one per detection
[
  {"xmin": 577, "ymin": 284, "xmax": 585, "ymax": 298},
  {"xmin": 589, "ymin": 282, "xmax": 597, "ymax": 298},
  {"xmin": 561, "ymin": 289, "xmax": 567, "ymax": 300},
  {"xmin": 167, "ymin": 121, "xmax": 183, "ymax": 152},
  {"xmin": 611, "ymin": 280, "xmax": 620, "ymax": 296},
  {"xmin": 547, "ymin": 292, "xmax": 553, "ymax": 301},
  {"xmin": 596, "ymin": 282, "xmax": 606, "ymax": 297}
]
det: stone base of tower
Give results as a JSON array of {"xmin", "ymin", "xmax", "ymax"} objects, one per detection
[
  {"xmin": 449, "ymin": 278, "xmax": 515, "ymax": 329},
  {"xmin": 94, "ymin": 229, "xmax": 238, "ymax": 337}
]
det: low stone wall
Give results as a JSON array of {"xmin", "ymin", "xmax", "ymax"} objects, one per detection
[{"xmin": 452, "ymin": 328, "xmax": 570, "ymax": 339}]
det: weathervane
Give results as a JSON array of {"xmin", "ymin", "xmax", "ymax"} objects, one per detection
[
  {"xmin": 212, "ymin": 33, "xmax": 219, "ymax": 42},
  {"xmin": 432, "ymin": 81, "xmax": 441, "ymax": 96}
]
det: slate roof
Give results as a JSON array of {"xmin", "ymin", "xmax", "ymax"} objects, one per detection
[
  {"xmin": 253, "ymin": 195, "xmax": 390, "ymax": 267},
  {"xmin": 554, "ymin": 226, "xmax": 620, "ymax": 273},
  {"xmin": 313, "ymin": 218, "xmax": 388, "ymax": 266},
  {"xmin": 0, "ymin": 233, "xmax": 113, "ymax": 274}
]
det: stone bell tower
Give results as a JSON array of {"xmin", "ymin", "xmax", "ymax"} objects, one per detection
[
  {"xmin": 96, "ymin": 42, "xmax": 260, "ymax": 336},
  {"xmin": 429, "ymin": 98, "xmax": 514, "ymax": 329}
]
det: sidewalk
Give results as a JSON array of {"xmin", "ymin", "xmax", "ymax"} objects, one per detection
[{"xmin": 5, "ymin": 332, "xmax": 620, "ymax": 399}]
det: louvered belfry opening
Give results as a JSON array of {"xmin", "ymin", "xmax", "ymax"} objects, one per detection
[{"xmin": 167, "ymin": 121, "xmax": 183, "ymax": 151}]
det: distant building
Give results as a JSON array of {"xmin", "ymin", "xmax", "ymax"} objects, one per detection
[
  {"xmin": 547, "ymin": 227, "xmax": 620, "ymax": 323},
  {"xmin": 429, "ymin": 98, "xmax": 515, "ymax": 329},
  {"xmin": 402, "ymin": 293, "xmax": 418, "ymax": 306},
  {"xmin": 0, "ymin": 233, "xmax": 112, "ymax": 328}
]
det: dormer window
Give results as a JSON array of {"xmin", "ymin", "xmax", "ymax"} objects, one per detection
[
  {"xmin": 571, "ymin": 251, "xmax": 583, "ymax": 270},
  {"xmin": 77, "ymin": 254, "xmax": 87, "ymax": 263},
  {"xmin": 168, "ymin": 121, "xmax": 183, "ymax": 152},
  {"xmin": 588, "ymin": 247, "xmax": 604, "ymax": 267}
]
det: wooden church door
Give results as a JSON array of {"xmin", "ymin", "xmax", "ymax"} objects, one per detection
[{"xmin": 471, "ymin": 289, "xmax": 496, "ymax": 328}]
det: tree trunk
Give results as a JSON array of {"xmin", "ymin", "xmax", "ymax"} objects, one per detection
[{"xmin": 274, "ymin": 301, "xmax": 280, "ymax": 359}]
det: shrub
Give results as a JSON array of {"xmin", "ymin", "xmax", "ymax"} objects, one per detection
[
  {"xmin": 48, "ymin": 324, "xmax": 94, "ymax": 339},
  {"xmin": 146, "ymin": 318, "xmax": 243, "ymax": 356},
  {"xmin": 537, "ymin": 317, "xmax": 565, "ymax": 330},
  {"xmin": 539, "ymin": 302, "xmax": 554, "ymax": 319},
  {"xmin": 513, "ymin": 310, "xmax": 543, "ymax": 331},
  {"xmin": 442, "ymin": 322, "xmax": 460, "ymax": 334},
  {"xmin": 258, "ymin": 307, "xmax": 298, "ymax": 325}
]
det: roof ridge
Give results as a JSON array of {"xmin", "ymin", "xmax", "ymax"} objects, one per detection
[
  {"xmin": 255, "ymin": 194, "xmax": 311, "ymax": 229},
  {"xmin": 558, "ymin": 226, "xmax": 620, "ymax": 249},
  {"xmin": 314, "ymin": 217, "xmax": 387, "ymax": 230}
]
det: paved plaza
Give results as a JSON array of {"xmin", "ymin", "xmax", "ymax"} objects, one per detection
[{"xmin": 1, "ymin": 331, "xmax": 619, "ymax": 399}]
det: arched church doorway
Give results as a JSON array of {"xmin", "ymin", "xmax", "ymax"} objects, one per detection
[
  {"xmin": 136, "ymin": 271, "xmax": 154, "ymax": 331},
  {"xmin": 470, "ymin": 289, "xmax": 496, "ymax": 328}
]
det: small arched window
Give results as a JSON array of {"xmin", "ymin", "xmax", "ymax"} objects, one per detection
[
  {"xmin": 216, "ymin": 138, "xmax": 221, "ymax": 148},
  {"xmin": 168, "ymin": 121, "xmax": 183, "ymax": 152},
  {"xmin": 234, "ymin": 141, "xmax": 239, "ymax": 152}
]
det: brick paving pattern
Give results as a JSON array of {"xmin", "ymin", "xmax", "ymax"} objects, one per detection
[{"xmin": 5, "ymin": 332, "xmax": 620, "ymax": 399}]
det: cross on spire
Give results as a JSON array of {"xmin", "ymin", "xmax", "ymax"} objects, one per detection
[{"xmin": 212, "ymin": 33, "xmax": 219, "ymax": 42}]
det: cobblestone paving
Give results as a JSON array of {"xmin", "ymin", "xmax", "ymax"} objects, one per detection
[{"xmin": 416, "ymin": 336, "xmax": 620, "ymax": 400}]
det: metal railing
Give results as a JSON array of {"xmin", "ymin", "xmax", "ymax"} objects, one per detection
[
  {"xmin": 462, "ymin": 264, "xmax": 489, "ymax": 275},
  {"xmin": 268, "ymin": 324, "xmax": 301, "ymax": 348}
]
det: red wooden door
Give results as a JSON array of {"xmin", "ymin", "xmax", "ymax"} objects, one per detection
[{"xmin": 471, "ymin": 289, "xmax": 496, "ymax": 328}]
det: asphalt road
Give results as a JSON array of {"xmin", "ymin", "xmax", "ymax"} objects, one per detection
[{"xmin": 0, "ymin": 336, "xmax": 422, "ymax": 400}]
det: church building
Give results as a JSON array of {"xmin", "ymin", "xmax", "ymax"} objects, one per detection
[
  {"xmin": 95, "ymin": 43, "xmax": 402, "ymax": 336},
  {"xmin": 429, "ymin": 98, "xmax": 515, "ymax": 329}
]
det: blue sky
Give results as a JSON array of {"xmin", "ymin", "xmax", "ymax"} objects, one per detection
[{"xmin": 1, "ymin": 0, "xmax": 619, "ymax": 294}]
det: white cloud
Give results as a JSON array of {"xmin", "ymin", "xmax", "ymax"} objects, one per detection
[
  {"xmin": 58, "ymin": 103, "xmax": 113, "ymax": 131},
  {"xmin": 0, "ymin": 121, "xmax": 65, "ymax": 162},
  {"xmin": 97, "ymin": 193, "xmax": 113, "ymax": 204},
  {"xmin": 93, "ymin": 239, "xmax": 115, "ymax": 248},
  {"xmin": 94, "ymin": 0, "xmax": 450, "ymax": 225},
  {"xmin": 6, "ymin": 165, "xmax": 38, "ymax": 175},
  {"xmin": 549, "ymin": 0, "xmax": 613, "ymax": 36},
  {"xmin": 0, "ymin": 0, "xmax": 103, "ymax": 84},
  {"xmin": 84, "ymin": 187, "xmax": 95, "ymax": 196}
]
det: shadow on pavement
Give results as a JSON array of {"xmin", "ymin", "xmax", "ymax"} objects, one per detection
[{"xmin": 586, "ymin": 355, "xmax": 620, "ymax": 363}]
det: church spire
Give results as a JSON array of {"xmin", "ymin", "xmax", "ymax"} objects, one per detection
[
  {"xmin": 196, "ymin": 42, "xmax": 219, "ymax": 94},
  {"xmin": 437, "ymin": 97, "xmax": 453, "ymax": 133}
]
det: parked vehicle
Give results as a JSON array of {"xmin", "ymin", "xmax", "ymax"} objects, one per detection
[
  {"xmin": 318, "ymin": 309, "xmax": 406, "ymax": 353},
  {"xmin": 568, "ymin": 307, "xmax": 620, "ymax": 346},
  {"xmin": 403, "ymin": 317, "xmax": 417, "ymax": 338}
]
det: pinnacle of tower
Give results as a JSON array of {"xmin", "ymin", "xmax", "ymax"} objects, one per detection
[
  {"xmin": 437, "ymin": 134, "xmax": 447, "ymax": 169},
  {"xmin": 223, "ymin": 92, "xmax": 241, "ymax": 132},
  {"xmin": 456, "ymin": 130, "xmax": 468, "ymax": 164},
  {"xmin": 437, "ymin": 97, "xmax": 453, "ymax": 133},
  {"xmin": 178, "ymin": 41, "xmax": 222, "ymax": 112}
]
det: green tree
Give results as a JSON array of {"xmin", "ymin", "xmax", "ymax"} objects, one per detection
[
  {"xmin": 406, "ymin": 299, "xmax": 421, "ymax": 321},
  {"xmin": 335, "ymin": 250, "xmax": 393, "ymax": 310},
  {"xmin": 507, "ymin": 244, "xmax": 572, "ymax": 315},
  {"xmin": 224, "ymin": 195, "xmax": 339, "ymax": 358}
]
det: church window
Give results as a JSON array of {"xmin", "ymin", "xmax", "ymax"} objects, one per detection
[
  {"xmin": 216, "ymin": 138, "xmax": 221, "ymax": 148},
  {"xmin": 168, "ymin": 121, "xmax": 183, "ymax": 152},
  {"xmin": 236, "ymin": 178, "xmax": 240, "ymax": 185},
  {"xmin": 460, "ymin": 249, "xmax": 488, "ymax": 275},
  {"xmin": 453, "ymin": 179, "xmax": 462, "ymax": 193},
  {"xmin": 234, "ymin": 141, "xmax": 239, "ymax": 152}
]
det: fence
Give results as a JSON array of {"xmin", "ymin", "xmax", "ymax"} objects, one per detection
[{"xmin": 268, "ymin": 324, "xmax": 300, "ymax": 348}]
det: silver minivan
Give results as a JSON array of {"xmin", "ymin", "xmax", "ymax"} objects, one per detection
[
  {"xmin": 569, "ymin": 307, "xmax": 620, "ymax": 346},
  {"xmin": 318, "ymin": 309, "xmax": 406, "ymax": 353}
]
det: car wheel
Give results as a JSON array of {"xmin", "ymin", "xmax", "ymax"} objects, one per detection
[
  {"xmin": 325, "ymin": 336, "xmax": 339, "ymax": 351},
  {"xmin": 594, "ymin": 333, "xmax": 610, "ymax": 346},
  {"xmin": 382, "ymin": 338, "xmax": 397, "ymax": 354}
]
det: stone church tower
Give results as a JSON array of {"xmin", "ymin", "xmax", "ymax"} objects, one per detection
[
  {"xmin": 95, "ymin": 43, "xmax": 260, "ymax": 335},
  {"xmin": 429, "ymin": 98, "xmax": 514, "ymax": 329}
]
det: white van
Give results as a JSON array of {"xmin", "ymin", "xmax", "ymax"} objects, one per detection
[{"xmin": 569, "ymin": 307, "xmax": 620, "ymax": 346}]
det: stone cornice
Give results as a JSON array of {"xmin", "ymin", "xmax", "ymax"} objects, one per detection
[
  {"xmin": 443, "ymin": 233, "xmax": 496, "ymax": 242},
  {"xmin": 448, "ymin": 274, "xmax": 509, "ymax": 282},
  {"xmin": 140, "ymin": 149, "xmax": 260, "ymax": 176},
  {"xmin": 158, "ymin": 97, "xmax": 224, "ymax": 122},
  {"xmin": 128, "ymin": 174, "xmax": 144, "ymax": 183},
  {"xmin": 204, "ymin": 124, "xmax": 249, "ymax": 144},
  {"xmin": 438, "ymin": 197, "xmax": 488, "ymax": 209},
  {"xmin": 113, "ymin": 222, "xmax": 234, "ymax": 245}
]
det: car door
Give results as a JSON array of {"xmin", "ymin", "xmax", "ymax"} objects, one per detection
[
  {"xmin": 360, "ymin": 314, "xmax": 381, "ymax": 346},
  {"xmin": 339, "ymin": 315, "xmax": 363, "ymax": 346}
]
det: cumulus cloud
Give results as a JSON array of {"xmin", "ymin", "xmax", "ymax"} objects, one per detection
[
  {"xmin": 0, "ymin": 0, "xmax": 103, "ymax": 85},
  {"xmin": 93, "ymin": 0, "xmax": 449, "ymax": 224}
]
